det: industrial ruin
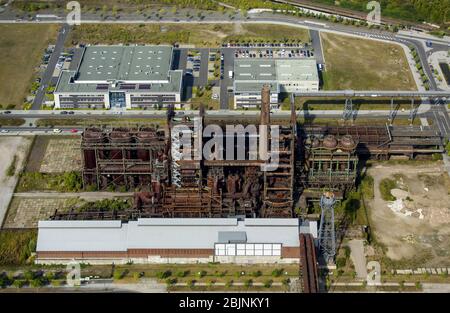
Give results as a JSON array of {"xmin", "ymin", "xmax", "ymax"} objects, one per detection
[{"xmin": 52, "ymin": 85, "xmax": 444, "ymax": 221}]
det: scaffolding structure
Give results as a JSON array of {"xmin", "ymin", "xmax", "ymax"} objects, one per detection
[
  {"xmin": 318, "ymin": 192, "xmax": 336, "ymax": 265},
  {"xmin": 81, "ymin": 127, "xmax": 168, "ymax": 190}
]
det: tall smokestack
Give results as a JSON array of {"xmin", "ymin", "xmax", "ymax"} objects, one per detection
[{"xmin": 260, "ymin": 84, "xmax": 270, "ymax": 126}]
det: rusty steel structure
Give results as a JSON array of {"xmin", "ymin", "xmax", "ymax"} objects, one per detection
[
  {"xmin": 76, "ymin": 85, "xmax": 296, "ymax": 219},
  {"xmin": 81, "ymin": 127, "xmax": 169, "ymax": 190},
  {"xmin": 68, "ymin": 87, "xmax": 446, "ymax": 221},
  {"xmin": 299, "ymin": 233, "xmax": 319, "ymax": 293},
  {"xmin": 302, "ymin": 124, "xmax": 443, "ymax": 160}
]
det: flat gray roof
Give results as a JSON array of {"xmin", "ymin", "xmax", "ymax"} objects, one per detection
[
  {"xmin": 233, "ymin": 58, "xmax": 318, "ymax": 93},
  {"xmin": 55, "ymin": 69, "xmax": 183, "ymax": 94},
  {"xmin": 55, "ymin": 45, "xmax": 182, "ymax": 94},
  {"xmin": 77, "ymin": 45, "xmax": 173, "ymax": 82},
  {"xmin": 37, "ymin": 218, "xmax": 300, "ymax": 251}
]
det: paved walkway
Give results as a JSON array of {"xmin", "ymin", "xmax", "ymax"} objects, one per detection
[
  {"xmin": 348, "ymin": 239, "xmax": 367, "ymax": 280},
  {"xmin": 13, "ymin": 192, "xmax": 134, "ymax": 199},
  {"xmin": 422, "ymin": 283, "xmax": 450, "ymax": 293}
]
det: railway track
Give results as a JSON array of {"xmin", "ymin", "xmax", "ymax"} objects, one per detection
[{"xmin": 299, "ymin": 233, "xmax": 319, "ymax": 293}]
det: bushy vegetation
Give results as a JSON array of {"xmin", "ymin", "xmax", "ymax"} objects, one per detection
[
  {"xmin": 445, "ymin": 140, "xmax": 450, "ymax": 157},
  {"xmin": 74, "ymin": 199, "xmax": 131, "ymax": 213},
  {"xmin": 6, "ymin": 155, "xmax": 17, "ymax": 177},
  {"xmin": 17, "ymin": 171, "xmax": 82, "ymax": 192},
  {"xmin": 221, "ymin": 0, "xmax": 294, "ymax": 11},
  {"xmin": 312, "ymin": 0, "xmax": 449, "ymax": 25},
  {"xmin": 360, "ymin": 175, "xmax": 374, "ymax": 200},
  {"xmin": 0, "ymin": 230, "xmax": 37, "ymax": 265},
  {"xmin": 379, "ymin": 178, "xmax": 397, "ymax": 201}
]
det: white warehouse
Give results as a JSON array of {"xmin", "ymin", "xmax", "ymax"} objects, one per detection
[
  {"xmin": 233, "ymin": 58, "xmax": 319, "ymax": 109},
  {"xmin": 54, "ymin": 45, "xmax": 183, "ymax": 109}
]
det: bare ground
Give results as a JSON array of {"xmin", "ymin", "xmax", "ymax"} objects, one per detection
[
  {"xmin": 367, "ymin": 162, "xmax": 450, "ymax": 267},
  {"xmin": 0, "ymin": 136, "xmax": 33, "ymax": 227}
]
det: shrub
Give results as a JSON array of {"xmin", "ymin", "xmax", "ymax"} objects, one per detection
[
  {"xmin": 165, "ymin": 278, "xmax": 177, "ymax": 286},
  {"xmin": 6, "ymin": 155, "xmax": 17, "ymax": 176},
  {"xmin": 432, "ymin": 153, "xmax": 443, "ymax": 161},
  {"xmin": 24, "ymin": 270, "xmax": 36, "ymax": 281},
  {"xmin": 113, "ymin": 269, "xmax": 126, "ymax": 280},
  {"xmin": 132, "ymin": 272, "xmax": 140, "ymax": 280},
  {"xmin": 45, "ymin": 272, "xmax": 55, "ymax": 280},
  {"xmin": 344, "ymin": 246, "xmax": 351, "ymax": 259},
  {"xmin": 13, "ymin": 280, "xmax": 26, "ymax": 288},
  {"xmin": 251, "ymin": 270, "xmax": 262, "ymax": 277},
  {"xmin": 282, "ymin": 278, "xmax": 290, "ymax": 286},
  {"xmin": 336, "ymin": 257, "xmax": 347, "ymax": 269},
  {"xmin": 156, "ymin": 270, "xmax": 172, "ymax": 279},
  {"xmin": 215, "ymin": 271, "xmax": 226, "ymax": 277},
  {"xmin": 197, "ymin": 270, "xmax": 207, "ymax": 278},
  {"xmin": 379, "ymin": 178, "xmax": 396, "ymax": 201},
  {"xmin": 176, "ymin": 270, "xmax": 189, "ymax": 278},
  {"xmin": 30, "ymin": 277, "xmax": 48, "ymax": 288},
  {"xmin": 0, "ymin": 273, "xmax": 12, "ymax": 288},
  {"xmin": 263, "ymin": 279, "xmax": 273, "ymax": 288},
  {"xmin": 244, "ymin": 279, "xmax": 253, "ymax": 288},
  {"xmin": 271, "ymin": 269, "xmax": 283, "ymax": 277},
  {"xmin": 188, "ymin": 279, "xmax": 196, "ymax": 289}
]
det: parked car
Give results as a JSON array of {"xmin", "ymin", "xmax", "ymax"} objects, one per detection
[{"xmin": 53, "ymin": 128, "xmax": 62, "ymax": 133}]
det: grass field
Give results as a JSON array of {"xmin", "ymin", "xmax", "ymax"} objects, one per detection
[
  {"xmin": 321, "ymin": 33, "xmax": 416, "ymax": 91},
  {"xmin": 0, "ymin": 24, "xmax": 58, "ymax": 108},
  {"xmin": 35, "ymin": 118, "xmax": 167, "ymax": 128},
  {"xmin": 68, "ymin": 23, "xmax": 309, "ymax": 47}
]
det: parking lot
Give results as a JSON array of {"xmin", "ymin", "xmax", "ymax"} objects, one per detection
[{"xmin": 33, "ymin": 40, "xmax": 318, "ymax": 111}]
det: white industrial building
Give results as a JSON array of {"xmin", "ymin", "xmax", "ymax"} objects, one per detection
[
  {"xmin": 54, "ymin": 45, "xmax": 183, "ymax": 109},
  {"xmin": 36, "ymin": 218, "xmax": 317, "ymax": 265},
  {"xmin": 233, "ymin": 58, "xmax": 319, "ymax": 109}
]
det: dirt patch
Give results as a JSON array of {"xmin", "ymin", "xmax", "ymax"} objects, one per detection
[
  {"xmin": 367, "ymin": 162, "xmax": 450, "ymax": 266},
  {"xmin": 0, "ymin": 137, "xmax": 33, "ymax": 227}
]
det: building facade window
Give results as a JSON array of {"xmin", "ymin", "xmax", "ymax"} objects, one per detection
[{"xmin": 214, "ymin": 243, "xmax": 282, "ymax": 256}]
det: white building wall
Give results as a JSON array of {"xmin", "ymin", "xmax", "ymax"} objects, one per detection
[
  {"xmin": 54, "ymin": 93, "xmax": 61, "ymax": 109},
  {"xmin": 125, "ymin": 93, "xmax": 132, "ymax": 109},
  {"xmin": 104, "ymin": 93, "xmax": 111, "ymax": 109},
  {"xmin": 279, "ymin": 80, "xmax": 319, "ymax": 93},
  {"xmin": 234, "ymin": 92, "xmax": 278, "ymax": 109}
]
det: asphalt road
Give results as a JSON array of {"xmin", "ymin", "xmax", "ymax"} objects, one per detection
[
  {"xmin": 309, "ymin": 29, "xmax": 324, "ymax": 65},
  {"xmin": 1, "ymin": 6, "xmax": 449, "ymax": 134},
  {"xmin": 220, "ymin": 48, "xmax": 235, "ymax": 109},
  {"xmin": 32, "ymin": 23, "xmax": 70, "ymax": 109}
]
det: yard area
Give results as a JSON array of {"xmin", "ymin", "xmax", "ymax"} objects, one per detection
[
  {"xmin": 0, "ymin": 24, "xmax": 58, "ymax": 108},
  {"xmin": 68, "ymin": 23, "xmax": 309, "ymax": 47},
  {"xmin": 321, "ymin": 33, "xmax": 416, "ymax": 91},
  {"xmin": 366, "ymin": 162, "xmax": 450, "ymax": 269}
]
